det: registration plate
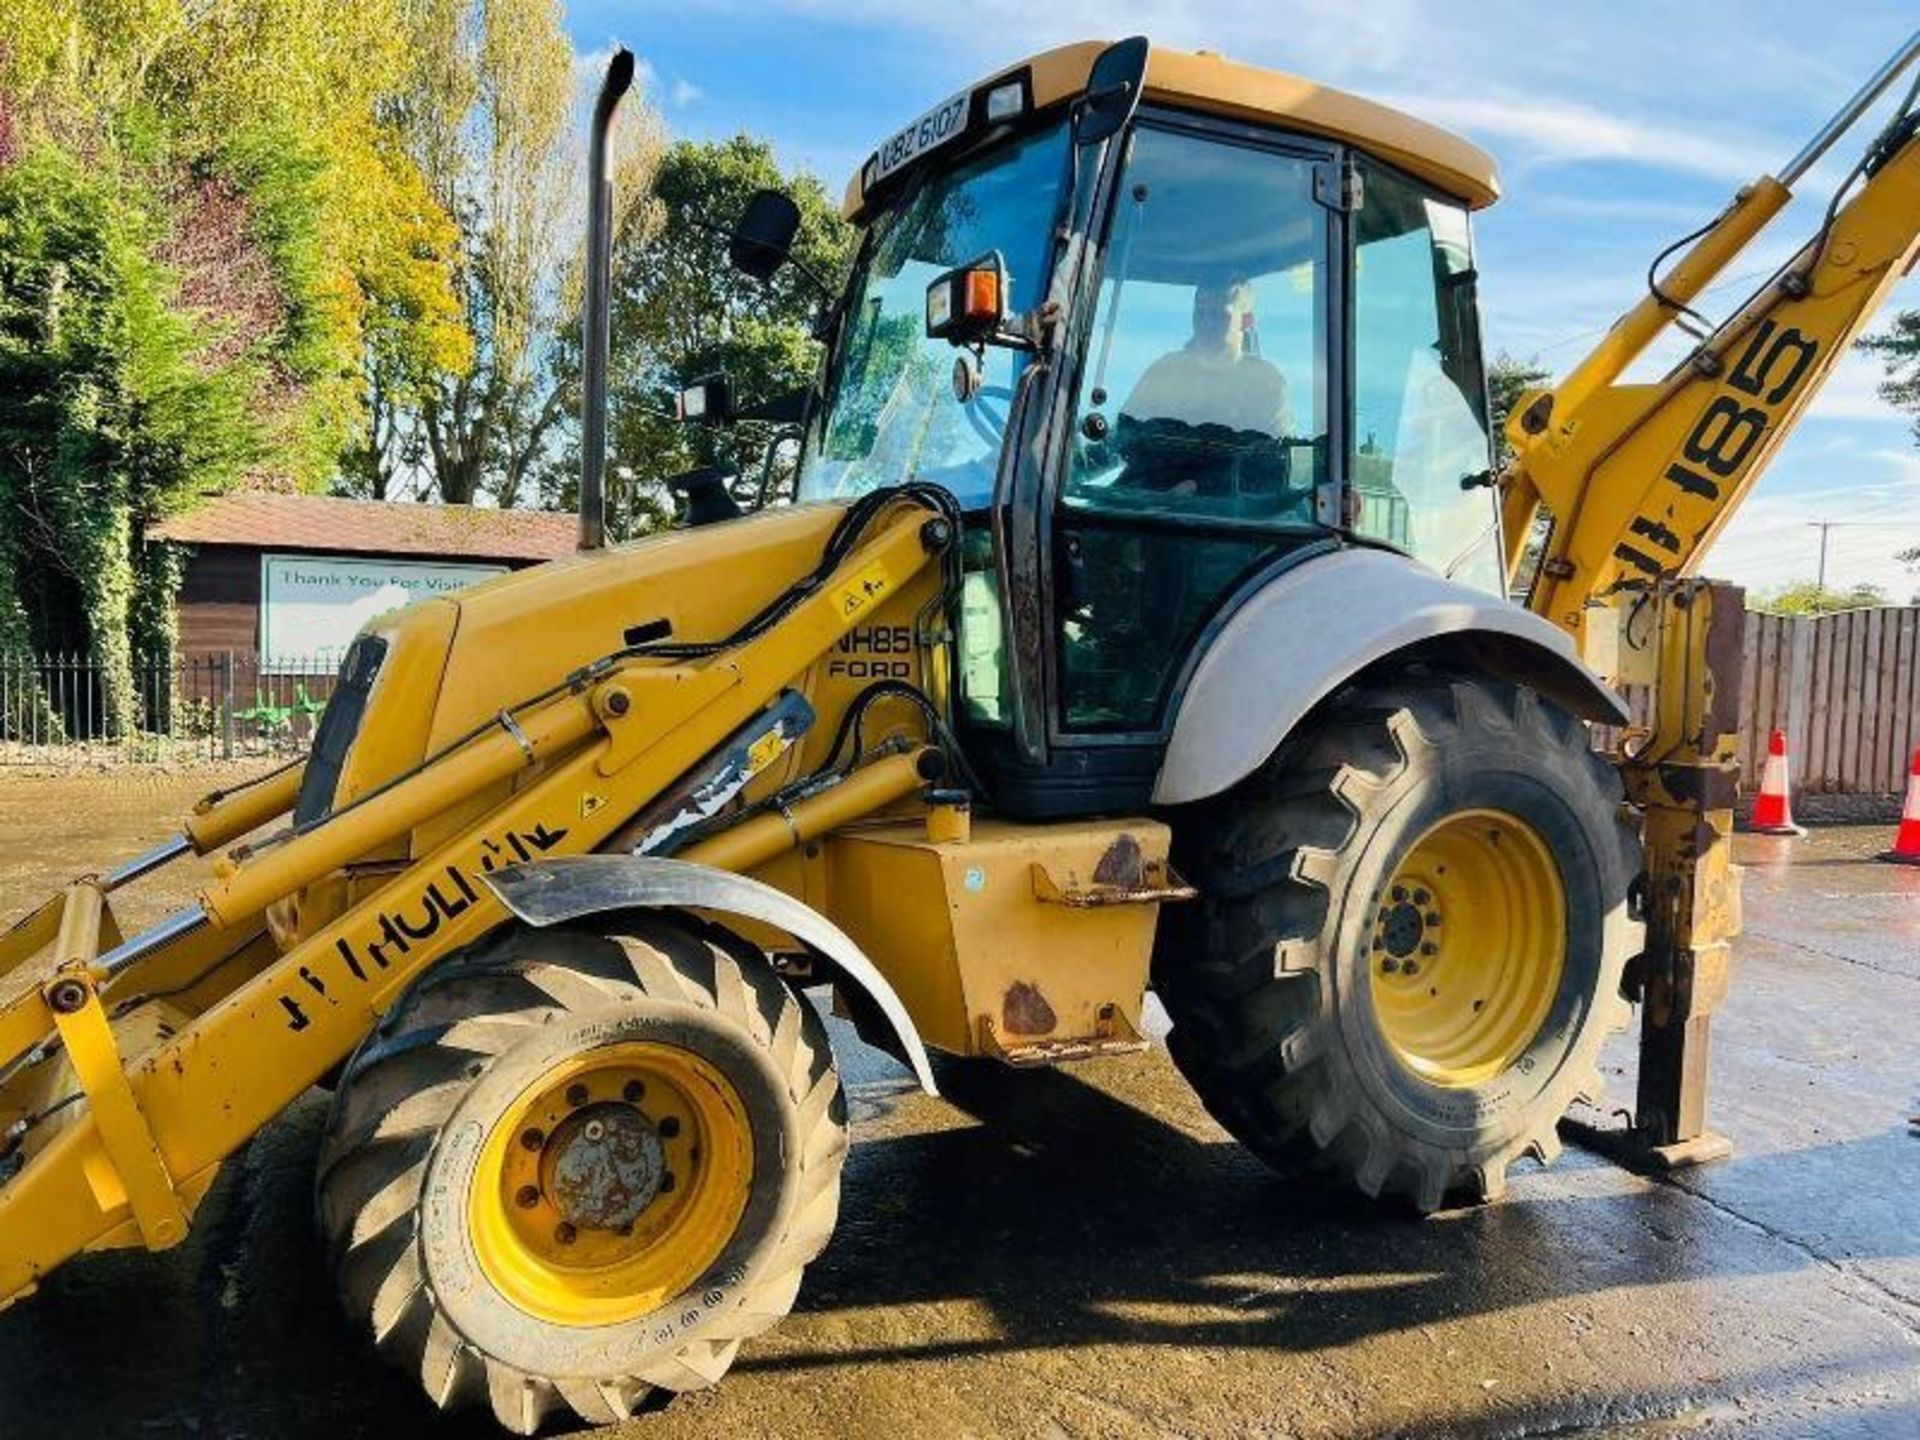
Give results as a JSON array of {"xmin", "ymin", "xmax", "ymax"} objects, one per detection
[{"xmin": 869, "ymin": 91, "xmax": 970, "ymax": 186}]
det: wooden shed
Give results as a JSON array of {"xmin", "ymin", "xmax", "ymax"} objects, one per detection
[{"xmin": 148, "ymin": 494, "xmax": 578, "ymax": 663}]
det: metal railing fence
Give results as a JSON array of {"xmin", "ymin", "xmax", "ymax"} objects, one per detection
[{"xmin": 0, "ymin": 651, "xmax": 341, "ymax": 765}]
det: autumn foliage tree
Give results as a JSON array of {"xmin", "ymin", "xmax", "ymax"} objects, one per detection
[
  {"xmin": 0, "ymin": 0, "xmax": 467, "ymax": 734},
  {"xmin": 346, "ymin": 3, "xmax": 661, "ymax": 508}
]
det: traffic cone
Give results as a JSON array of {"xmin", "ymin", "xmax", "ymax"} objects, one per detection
[
  {"xmin": 1879, "ymin": 746, "xmax": 1920, "ymax": 866},
  {"xmin": 1745, "ymin": 728, "xmax": 1805, "ymax": 836}
]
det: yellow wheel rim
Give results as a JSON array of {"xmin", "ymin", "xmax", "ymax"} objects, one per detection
[
  {"xmin": 470, "ymin": 1041, "xmax": 754, "ymax": 1328},
  {"xmin": 1370, "ymin": 808, "xmax": 1567, "ymax": 1088}
]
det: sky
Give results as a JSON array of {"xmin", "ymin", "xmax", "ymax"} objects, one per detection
[{"xmin": 568, "ymin": 0, "xmax": 1920, "ymax": 601}]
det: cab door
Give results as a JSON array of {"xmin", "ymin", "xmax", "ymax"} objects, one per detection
[{"xmin": 1029, "ymin": 118, "xmax": 1339, "ymax": 810}]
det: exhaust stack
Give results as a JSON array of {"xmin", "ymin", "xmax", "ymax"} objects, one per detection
[{"xmin": 580, "ymin": 47, "xmax": 635, "ymax": 551}]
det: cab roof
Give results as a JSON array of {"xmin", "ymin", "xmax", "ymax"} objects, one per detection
[{"xmin": 843, "ymin": 40, "xmax": 1501, "ymax": 220}]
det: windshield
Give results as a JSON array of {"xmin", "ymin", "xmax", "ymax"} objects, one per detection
[{"xmin": 799, "ymin": 120, "xmax": 1071, "ymax": 508}]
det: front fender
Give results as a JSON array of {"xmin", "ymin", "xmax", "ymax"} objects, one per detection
[
  {"xmin": 484, "ymin": 855, "xmax": 937, "ymax": 1095},
  {"xmin": 1154, "ymin": 547, "xmax": 1627, "ymax": 806}
]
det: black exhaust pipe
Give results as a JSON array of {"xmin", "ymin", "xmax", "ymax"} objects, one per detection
[{"xmin": 580, "ymin": 47, "xmax": 635, "ymax": 552}]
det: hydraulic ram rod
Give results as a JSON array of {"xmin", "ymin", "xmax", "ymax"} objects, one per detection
[{"xmin": 1778, "ymin": 27, "xmax": 1920, "ymax": 186}]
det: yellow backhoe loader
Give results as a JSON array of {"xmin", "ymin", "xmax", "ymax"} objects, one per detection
[{"xmin": 2, "ymin": 29, "xmax": 1916, "ymax": 1432}]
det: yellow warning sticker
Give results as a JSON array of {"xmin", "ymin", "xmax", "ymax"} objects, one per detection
[
  {"xmin": 745, "ymin": 729, "xmax": 787, "ymax": 773},
  {"xmin": 832, "ymin": 562, "xmax": 891, "ymax": 621},
  {"xmin": 580, "ymin": 792, "xmax": 607, "ymax": 818}
]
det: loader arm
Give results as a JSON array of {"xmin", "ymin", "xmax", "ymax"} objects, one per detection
[
  {"xmin": 1502, "ymin": 31, "xmax": 1920, "ymax": 643},
  {"xmin": 0, "ymin": 494, "xmax": 947, "ymax": 1310}
]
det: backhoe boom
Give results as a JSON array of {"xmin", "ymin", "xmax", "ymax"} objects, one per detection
[{"xmin": 1504, "ymin": 30, "xmax": 1920, "ymax": 644}]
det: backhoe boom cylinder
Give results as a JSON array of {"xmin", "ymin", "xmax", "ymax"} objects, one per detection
[
  {"xmin": 1544, "ymin": 177, "xmax": 1790, "ymax": 426},
  {"xmin": 1778, "ymin": 27, "xmax": 1920, "ymax": 185}
]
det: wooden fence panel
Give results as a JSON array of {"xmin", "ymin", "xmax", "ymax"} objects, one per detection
[
  {"xmin": 1739, "ymin": 605, "xmax": 1919, "ymax": 795},
  {"xmin": 1593, "ymin": 605, "xmax": 1918, "ymax": 797}
]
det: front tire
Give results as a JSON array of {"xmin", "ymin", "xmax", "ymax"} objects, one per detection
[
  {"xmin": 317, "ymin": 915, "xmax": 845, "ymax": 1433},
  {"xmin": 1155, "ymin": 675, "xmax": 1639, "ymax": 1211}
]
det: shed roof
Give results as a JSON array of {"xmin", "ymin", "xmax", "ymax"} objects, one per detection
[{"xmin": 148, "ymin": 494, "xmax": 578, "ymax": 563}]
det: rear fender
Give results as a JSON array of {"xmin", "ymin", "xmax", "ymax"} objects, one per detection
[
  {"xmin": 1155, "ymin": 547, "xmax": 1628, "ymax": 805},
  {"xmin": 484, "ymin": 854, "xmax": 937, "ymax": 1095}
]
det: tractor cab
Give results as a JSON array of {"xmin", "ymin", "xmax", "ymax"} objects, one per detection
[{"xmin": 783, "ymin": 39, "xmax": 1508, "ymax": 816}]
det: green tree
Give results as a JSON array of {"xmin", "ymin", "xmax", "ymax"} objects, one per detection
[
  {"xmin": 551, "ymin": 135, "xmax": 853, "ymax": 535},
  {"xmin": 0, "ymin": 0, "xmax": 468, "ymax": 731},
  {"xmin": 1487, "ymin": 351, "xmax": 1550, "ymax": 470},
  {"xmin": 1488, "ymin": 352, "xmax": 1552, "ymax": 594},
  {"xmin": 0, "ymin": 147, "xmax": 258, "ymax": 732},
  {"xmin": 1864, "ymin": 309, "xmax": 1920, "ymax": 443},
  {"xmin": 1752, "ymin": 580, "xmax": 1889, "ymax": 615}
]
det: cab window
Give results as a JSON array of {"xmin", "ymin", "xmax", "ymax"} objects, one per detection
[
  {"xmin": 1066, "ymin": 128, "xmax": 1329, "ymax": 523},
  {"xmin": 1350, "ymin": 164, "xmax": 1501, "ymax": 590}
]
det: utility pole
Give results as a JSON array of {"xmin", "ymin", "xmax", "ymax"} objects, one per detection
[{"xmin": 1806, "ymin": 520, "xmax": 1858, "ymax": 590}]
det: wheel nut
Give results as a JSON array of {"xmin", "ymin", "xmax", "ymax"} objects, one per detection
[
  {"xmin": 1392, "ymin": 886, "xmax": 1408, "ymax": 902},
  {"xmin": 555, "ymin": 1222, "xmax": 577, "ymax": 1245},
  {"xmin": 1381, "ymin": 958, "xmax": 1400, "ymax": 974},
  {"xmin": 622, "ymin": 1080, "xmax": 646, "ymax": 1104},
  {"xmin": 1420, "ymin": 941, "xmax": 1438, "ymax": 957},
  {"xmin": 566, "ymin": 1083, "xmax": 590, "ymax": 1108},
  {"xmin": 657, "ymin": 1115, "xmax": 681, "ymax": 1139},
  {"xmin": 583, "ymin": 1119, "xmax": 606, "ymax": 1143},
  {"xmin": 519, "ymin": 1127, "xmax": 545, "ymax": 1152},
  {"xmin": 1413, "ymin": 888, "xmax": 1430, "ymax": 906},
  {"xmin": 515, "ymin": 1185, "xmax": 540, "ymax": 1209},
  {"xmin": 1425, "ymin": 911, "xmax": 1442, "ymax": 927},
  {"xmin": 1403, "ymin": 961, "xmax": 1420, "ymax": 977},
  {"xmin": 660, "ymin": 1172, "xmax": 676, "ymax": 1194}
]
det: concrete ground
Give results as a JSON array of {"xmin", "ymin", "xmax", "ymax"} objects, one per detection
[{"xmin": 0, "ymin": 769, "xmax": 1913, "ymax": 1438}]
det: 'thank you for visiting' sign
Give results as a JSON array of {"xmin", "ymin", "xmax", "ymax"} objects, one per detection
[{"xmin": 260, "ymin": 554, "xmax": 507, "ymax": 668}]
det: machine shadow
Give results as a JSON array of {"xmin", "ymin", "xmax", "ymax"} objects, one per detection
[
  {"xmin": 746, "ymin": 1053, "xmax": 1916, "ymax": 1376},
  {"xmin": 2, "ymin": 1054, "xmax": 1907, "ymax": 1437}
]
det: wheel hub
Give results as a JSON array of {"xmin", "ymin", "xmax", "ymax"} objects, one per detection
[
  {"xmin": 544, "ymin": 1104, "xmax": 666, "ymax": 1233},
  {"xmin": 1380, "ymin": 900, "xmax": 1426, "ymax": 959},
  {"xmin": 1370, "ymin": 809, "xmax": 1567, "ymax": 1088},
  {"xmin": 469, "ymin": 1041, "xmax": 755, "ymax": 1327}
]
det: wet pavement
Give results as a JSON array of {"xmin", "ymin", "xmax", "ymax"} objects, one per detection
[{"xmin": 0, "ymin": 770, "xmax": 1914, "ymax": 1438}]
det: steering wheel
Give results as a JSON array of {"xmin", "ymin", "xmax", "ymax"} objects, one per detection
[
  {"xmin": 1108, "ymin": 417, "xmax": 1316, "ymax": 521},
  {"xmin": 961, "ymin": 384, "xmax": 1016, "ymax": 449}
]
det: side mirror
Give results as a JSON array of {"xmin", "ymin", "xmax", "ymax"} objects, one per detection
[
  {"xmin": 666, "ymin": 464, "xmax": 744, "ymax": 527},
  {"xmin": 677, "ymin": 373, "xmax": 733, "ymax": 427},
  {"xmin": 1075, "ymin": 36, "xmax": 1149, "ymax": 145},
  {"xmin": 925, "ymin": 252, "xmax": 1011, "ymax": 347},
  {"xmin": 729, "ymin": 189, "xmax": 801, "ymax": 281}
]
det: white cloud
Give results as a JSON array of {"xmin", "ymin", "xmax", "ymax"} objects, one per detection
[
  {"xmin": 670, "ymin": 77, "xmax": 704, "ymax": 108},
  {"xmin": 1375, "ymin": 92, "xmax": 1758, "ymax": 182},
  {"xmin": 1801, "ymin": 347, "xmax": 1911, "ymax": 424}
]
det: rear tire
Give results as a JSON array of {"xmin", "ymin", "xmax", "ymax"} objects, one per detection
[
  {"xmin": 1154, "ymin": 674, "xmax": 1639, "ymax": 1211},
  {"xmin": 317, "ymin": 914, "xmax": 845, "ymax": 1433}
]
